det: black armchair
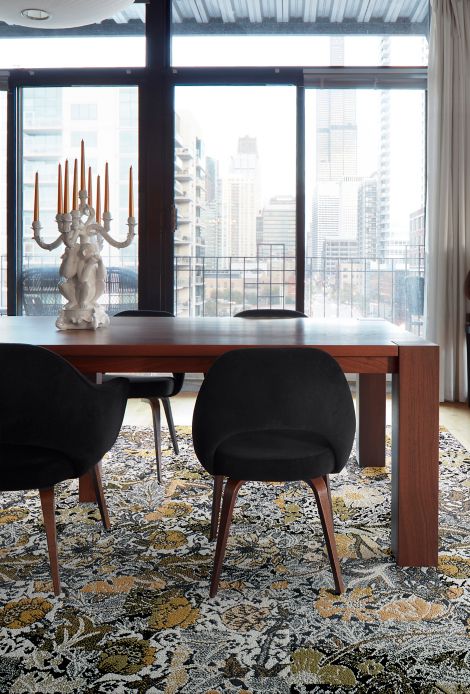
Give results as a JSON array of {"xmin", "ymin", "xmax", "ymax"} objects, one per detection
[
  {"xmin": 234, "ymin": 308, "xmax": 307, "ymax": 318},
  {"xmin": 102, "ymin": 310, "xmax": 184, "ymax": 483},
  {"xmin": 192, "ymin": 347, "xmax": 356, "ymax": 597},
  {"xmin": 0, "ymin": 343, "xmax": 128, "ymax": 595}
]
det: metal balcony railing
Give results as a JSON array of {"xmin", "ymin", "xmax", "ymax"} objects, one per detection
[{"xmin": 1, "ymin": 248, "xmax": 425, "ymax": 336}]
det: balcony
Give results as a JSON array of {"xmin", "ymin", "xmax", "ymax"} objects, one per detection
[{"xmin": 1, "ymin": 250, "xmax": 425, "ymax": 336}]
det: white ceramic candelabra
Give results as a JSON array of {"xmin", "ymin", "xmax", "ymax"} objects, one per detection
[{"xmin": 32, "ymin": 150, "xmax": 136, "ymax": 330}]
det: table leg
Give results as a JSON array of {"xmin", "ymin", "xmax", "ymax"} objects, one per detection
[
  {"xmin": 391, "ymin": 344, "xmax": 439, "ymax": 566},
  {"xmin": 356, "ymin": 374, "xmax": 386, "ymax": 467}
]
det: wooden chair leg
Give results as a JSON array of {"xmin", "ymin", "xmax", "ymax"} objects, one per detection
[
  {"xmin": 210, "ymin": 475, "xmax": 224, "ymax": 541},
  {"xmin": 210, "ymin": 478, "xmax": 245, "ymax": 598},
  {"xmin": 90, "ymin": 462, "xmax": 111, "ymax": 530},
  {"xmin": 148, "ymin": 397, "xmax": 163, "ymax": 483},
  {"xmin": 307, "ymin": 476, "xmax": 345, "ymax": 595},
  {"xmin": 39, "ymin": 487, "xmax": 61, "ymax": 596},
  {"xmin": 323, "ymin": 474, "xmax": 332, "ymax": 507},
  {"xmin": 161, "ymin": 397, "xmax": 179, "ymax": 455}
]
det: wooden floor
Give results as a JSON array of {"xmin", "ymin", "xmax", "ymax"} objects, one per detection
[{"xmin": 124, "ymin": 392, "xmax": 470, "ymax": 453}]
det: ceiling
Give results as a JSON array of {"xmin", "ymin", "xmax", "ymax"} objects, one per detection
[
  {"xmin": 171, "ymin": 0, "xmax": 429, "ymax": 33},
  {"xmin": 0, "ymin": 0, "xmax": 429, "ymax": 37}
]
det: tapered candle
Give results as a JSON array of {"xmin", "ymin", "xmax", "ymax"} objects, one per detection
[
  {"xmin": 80, "ymin": 139, "xmax": 85, "ymax": 190},
  {"xmin": 72, "ymin": 158, "xmax": 78, "ymax": 210},
  {"xmin": 57, "ymin": 163, "xmax": 63, "ymax": 214},
  {"xmin": 129, "ymin": 165, "xmax": 134, "ymax": 217},
  {"xmin": 63, "ymin": 160, "xmax": 69, "ymax": 213},
  {"xmin": 96, "ymin": 175, "xmax": 101, "ymax": 224},
  {"xmin": 104, "ymin": 162, "xmax": 109, "ymax": 212},
  {"xmin": 87, "ymin": 166, "xmax": 93, "ymax": 208},
  {"xmin": 33, "ymin": 172, "xmax": 39, "ymax": 221}
]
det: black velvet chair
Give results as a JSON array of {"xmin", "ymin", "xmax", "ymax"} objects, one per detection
[
  {"xmin": 234, "ymin": 308, "xmax": 307, "ymax": 318},
  {"xmin": 0, "ymin": 343, "xmax": 128, "ymax": 595},
  {"xmin": 102, "ymin": 310, "xmax": 184, "ymax": 483},
  {"xmin": 192, "ymin": 347, "xmax": 356, "ymax": 597}
]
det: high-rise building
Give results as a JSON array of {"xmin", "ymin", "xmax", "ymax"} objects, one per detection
[
  {"xmin": 202, "ymin": 156, "xmax": 224, "ymax": 258},
  {"xmin": 358, "ymin": 175, "xmax": 378, "ymax": 258},
  {"xmin": 223, "ymin": 136, "xmax": 261, "ymax": 258},
  {"xmin": 311, "ymin": 38, "xmax": 360, "ymax": 265},
  {"xmin": 257, "ymin": 195, "xmax": 295, "ymax": 257},
  {"xmin": 174, "ymin": 111, "xmax": 206, "ymax": 315},
  {"xmin": 21, "ymin": 86, "xmax": 138, "ymax": 267}
]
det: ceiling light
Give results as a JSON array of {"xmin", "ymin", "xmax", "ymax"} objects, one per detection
[
  {"xmin": 2, "ymin": 1, "xmax": 135, "ymax": 30},
  {"xmin": 21, "ymin": 9, "xmax": 50, "ymax": 21}
]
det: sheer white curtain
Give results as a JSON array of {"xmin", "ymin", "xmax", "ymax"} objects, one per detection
[{"xmin": 426, "ymin": 0, "xmax": 470, "ymax": 401}]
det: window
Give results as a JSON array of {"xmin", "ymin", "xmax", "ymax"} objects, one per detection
[
  {"xmin": 305, "ymin": 78, "xmax": 425, "ymax": 332},
  {"xmin": 174, "ymin": 86, "xmax": 296, "ymax": 316},
  {"xmin": 71, "ymin": 104, "xmax": 98, "ymax": 120},
  {"xmin": 21, "ymin": 86, "xmax": 139, "ymax": 316}
]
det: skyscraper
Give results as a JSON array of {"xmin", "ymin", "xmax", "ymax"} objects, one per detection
[
  {"xmin": 311, "ymin": 38, "xmax": 359, "ymax": 263},
  {"xmin": 223, "ymin": 136, "xmax": 261, "ymax": 258}
]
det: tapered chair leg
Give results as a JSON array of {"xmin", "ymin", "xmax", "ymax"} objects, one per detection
[
  {"xmin": 210, "ymin": 475, "xmax": 224, "ymax": 541},
  {"xmin": 161, "ymin": 397, "xmax": 179, "ymax": 455},
  {"xmin": 323, "ymin": 474, "xmax": 332, "ymax": 507},
  {"xmin": 307, "ymin": 476, "xmax": 345, "ymax": 594},
  {"xmin": 210, "ymin": 478, "xmax": 245, "ymax": 598},
  {"xmin": 90, "ymin": 462, "xmax": 111, "ymax": 530},
  {"xmin": 148, "ymin": 397, "xmax": 163, "ymax": 483},
  {"xmin": 39, "ymin": 487, "xmax": 61, "ymax": 596}
]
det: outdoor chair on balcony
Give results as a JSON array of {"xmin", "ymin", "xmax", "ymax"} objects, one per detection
[
  {"xmin": 192, "ymin": 347, "xmax": 356, "ymax": 597},
  {"xmin": 0, "ymin": 344, "xmax": 128, "ymax": 595},
  {"xmin": 234, "ymin": 308, "xmax": 307, "ymax": 318},
  {"xmin": 101, "ymin": 310, "xmax": 184, "ymax": 484},
  {"xmin": 21, "ymin": 265, "xmax": 138, "ymax": 316}
]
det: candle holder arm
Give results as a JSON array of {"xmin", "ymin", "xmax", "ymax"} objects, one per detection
[
  {"xmin": 88, "ymin": 216, "xmax": 137, "ymax": 249},
  {"xmin": 32, "ymin": 221, "xmax": 64, "ymax": 251}
]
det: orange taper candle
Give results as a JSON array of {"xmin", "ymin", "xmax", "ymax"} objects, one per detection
[
  {"xmin": 104, "ymin": 162, "xmax": 110, "ymax": 212},
  {"xmin": 96, "ymin": 175, "xmax": 101, "ymax": 224},
  {"xmin": 87, "ymin": 166, "xmax": 93, "ymax": 208},
  {"xmin": 80, "ymin": 139, "xmax": 85, "ymax": 190},
  {"xmin": 33, "ymin": 172, "xmax": 39, "ymax": 221},
  {"xmin": 63, "ymin": 160, "xmax": 69, "ymax": 213},
  {"xmin": 57, "ymin": 163, "xmax": 63, "ymax": 214},
  {"xmin": 72, "ymin": 158, "xmax": 78, "ymax": 210},
  {"xmin": 129, "ymin": 165, "xmax": 134, "ymax": 217}
]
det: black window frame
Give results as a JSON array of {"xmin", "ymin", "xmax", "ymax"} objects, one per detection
[{"xmin": 4, "ymin": 0, "xmax": 428, "ymax": 316}]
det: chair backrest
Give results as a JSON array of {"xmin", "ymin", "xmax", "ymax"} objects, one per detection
[
  {"xmin": 0, "ymin": 343, "xmax": 128, "ymax": 464},
  {"xmin": 234, "ymin": 309, "xmax": 307, "ymax": 318},
  {"xmin": 192, "ymin": 347, "xmax": 355, "ymax": 476}
]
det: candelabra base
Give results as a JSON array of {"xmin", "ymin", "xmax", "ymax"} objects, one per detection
[{"xmin": 55, "ymin": 306, "xmax": 110, "ymax": 331}]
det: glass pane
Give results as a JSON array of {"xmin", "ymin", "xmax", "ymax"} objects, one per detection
[
  {"xmin": 174, "ymin": 86, "xmax": 296, "ymax": 316},
  {"xmin": 172, "ymin": 1, "xmax": 428, "ymax": 67},
  {"xmin": 0, "ymin": 91, "xmax": 6, "ymax": 313},
  {"xmin": 21, "ymin": 86, "xmax": 138, "ymax": 316},
  {"xmin": 0, "ymin": 5, "xmax": 145, "ymax": 68},
  {"xmin": 305, "ymin": 67, "xmax": 425, "ymax": 333}
]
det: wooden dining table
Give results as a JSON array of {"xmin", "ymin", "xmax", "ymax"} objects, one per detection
[{"xmin": 0, "ymin": 314, "xmax": 439, "ymax": 568}]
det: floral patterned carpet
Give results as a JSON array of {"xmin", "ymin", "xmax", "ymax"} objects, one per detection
[{"xmin": 0, "ymin": 425, "xmax": 469, "ymax": 693}]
